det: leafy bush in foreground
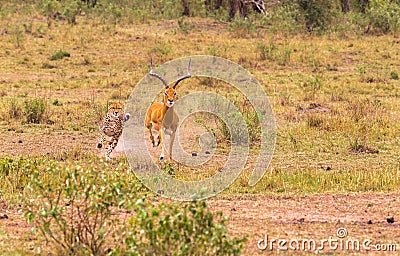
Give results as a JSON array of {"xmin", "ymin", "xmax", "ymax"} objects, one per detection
[
  {"xmin": 118, "ymin": 200, "xmax": 246, "ymax": 256},
  {"xmin": 22, "ymin": 159, "xmax": 245, "ymax": 255},
  {"xmin": 24, "ymin": 163, "xmax": 130, "ymax": 255}
]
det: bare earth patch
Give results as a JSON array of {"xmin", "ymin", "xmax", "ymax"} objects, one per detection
[
  {"xmin": 209, "ymin": 193, "xmax": 400, "ymax": 255},
  {"xmin": 1, "ymin": 194, "xmax": 399, "ymax": 255},
  {"xmin": 2, "ymin": 132, "xmax": 98, "ymax": 157}
]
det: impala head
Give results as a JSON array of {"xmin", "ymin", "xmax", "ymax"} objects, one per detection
[
  {"xmin": 164, "ymin": 87, "xmax": 177, "ymax": 107},
  {"xmin": 149, "ymin": 58, "xmax": 191, "ymax": 108}
]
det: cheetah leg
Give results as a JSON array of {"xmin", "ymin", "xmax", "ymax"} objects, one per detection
[
  {"xmin": 97, "ymin": 135, "xmax": 105, "ymax": 149},
  {"xmin": 105, "ymin": 138, "xmax": 119, "ymax": 161}
]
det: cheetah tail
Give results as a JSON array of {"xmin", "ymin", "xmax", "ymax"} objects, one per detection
[{"xmin": 123, "ymin": 113, "xmax": 131, "ymax": 122}]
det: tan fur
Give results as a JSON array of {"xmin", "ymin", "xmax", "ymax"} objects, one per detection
[
  {"xmin": 145, "ymin": 59, "xmax": 191, "ymax": 161},
  {"xmin": 97, "ymin": 102, "xmax": 125, "ymax": 160},
  {"xmin": 145, "ymin": 88, "xmax": 179, "ymax": 161}
]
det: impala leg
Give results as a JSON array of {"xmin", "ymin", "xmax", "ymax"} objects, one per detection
[
  {"xmin": 169, "ymin": 131, "xmax": 176, "ymax": 161},
  {"xmin": 149, "ymin": 128, "xmax": 156, "ymax": 147},
  {"xmin": 146, "ymin": 122, "xmax": 157, "ymax": 147},
  {"xmin": 159, "ymin": 128, "xmax": 165, "ymax": 160}
]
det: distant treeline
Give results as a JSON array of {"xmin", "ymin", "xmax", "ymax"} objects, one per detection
[{"xmin": 2, "ymin": 0, "xmax": 400, "ymax": 35}]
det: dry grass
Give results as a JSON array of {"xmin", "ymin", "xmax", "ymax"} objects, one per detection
[
  {"xmin": 1, "ymin": 11, "xmax": 400, "ymax": 195},
  {"xmin": 1, "ymin": 8, "xmax": 400, "ymax": 255}
]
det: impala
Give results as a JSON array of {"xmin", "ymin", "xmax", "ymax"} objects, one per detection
[{"xmin": 145, "ymin": 58, "xmax": 191, "ymax": 161}]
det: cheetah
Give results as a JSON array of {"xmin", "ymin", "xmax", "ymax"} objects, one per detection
[{"xmin": 97, "ymin": 102, "xmax": 130, "ymax": 160}]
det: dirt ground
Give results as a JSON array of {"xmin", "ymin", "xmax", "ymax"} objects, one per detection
[
  {"xmin": 1, "ymin": 133, "xmax": 399, "ymax": 255},
  {"xmin": 1, "ymin": 193, "xmax": 399, "ymax": 255},
  {"xmin": 2, "ymin": 132, "xmax": 98, "ymax": 157},
  {"xmin": 209, "ymin": 194, "xmax": 400, "ymax": 255}
]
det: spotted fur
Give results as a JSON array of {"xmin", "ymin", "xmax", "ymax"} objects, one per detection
[{"xmin": 97, "ymin": 102, "xmax": 130, "ymax": 160}]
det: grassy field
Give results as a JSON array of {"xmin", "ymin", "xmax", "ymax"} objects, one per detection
[{"xmin": 1, "ymin": 3, "xmax": 400, "ymax": 255}]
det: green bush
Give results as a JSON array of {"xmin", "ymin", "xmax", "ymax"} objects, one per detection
[
  {"xmin": 23, "ymin": 98, "xmax": 46, "ymax": 124},
  {"xmin": 295, "ymin": 0, "xmax": 341, "ymax": 32},
  {"xmin": 24, "ymin": 163, "xmax": 131, "ymax": 255},
  {"xmin": 367, "ymin": 0, "xmax": 400, "ymax": 35},
  {"xmin": 22, "ymin": 159, "xmax": 245, "ymax": 255},
  {"xmin": 263, "ymin": 3, "xmax": 304, "ymax": 34},
  {"xmin": 162, "ymin": 161, "xmax": 176, "ymax": 177},
  {"xmin": 390, "ymin": 71, "xmax": 399, "ymax": 80},
  {"xmin": 50, "ymin": 50, "xmax": 70, "ymax": 61},
  {"xmin": 119, "ymin": 200, "xmax": 246, "ymax": 256}
]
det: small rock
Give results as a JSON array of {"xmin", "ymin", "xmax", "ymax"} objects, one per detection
[
  {"xmin": 231, "ymin": 207, "xmax": 236, "ymax": 211},
  {"xmin": 18, "ymin": 140, "xmax": 23, "ymax": 143},
  {"xmin": 0, "ymin": 214, "xmax": 9, "ymax": 219},
  {"xmin": 387, "ymin": 217, "xmax": 395, "ymax": 223},
  {"xmin": 326, "ymin": 166, "xmax": 332, "ymax": 171},
  {"xmin": 367, "ymin": 220, "xmax": 373, "ymax": 224},
  {"xmin": 298, "ymin": 218, "xmax": 305, "ymax": 223},
  {"xmin": 205, "ymin": 151, "xmax": 210, "ymax": 154},
  {"xmin": 191, "ymin": 152, "xmax": 197, "ymax": 157}
]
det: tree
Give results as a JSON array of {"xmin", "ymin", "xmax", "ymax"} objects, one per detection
[
  {"xmin": 181, "ymin": 0, "xmax": 190, "ymax": 16},
  {"xmin": 341, "ymin": 0, "xmax": 350, "ymax": 12},
  {"xmin": 81, "ymin": 0, "xmax": 97, "ymax": 8},
  {"xmin": 205, "ymin": 0, "xmax": 224, "ymax": 14},
  {"xmin": 296, "ymin": 0, "xmax": 341, "ymax": 32},
  {"xmin": 358, "ymin": 0, "xmax": 369, "ymax": 13}
]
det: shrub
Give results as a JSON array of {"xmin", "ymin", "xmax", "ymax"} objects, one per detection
[
  {"xmin": 256, "ymin": 39, "xmax": 276, "ymax": 61},
  {"xmin": 8, "ymin": 99, "xmax": 22, "ymax": 120},
  {"xmin": 24, "ymin": 163, "xmax": 131, "ymax": 255},
  {"xmin": 22, "ymin": 159, "xmax": 245, "ymax": 256},
  {"xmin": 119, "ymin": 200, "xmax": 246, "ymax": 256},
  {"xmin": 390, "ymin": 71, "xmax": 399, "ymax": 80},
  {"xmin": 294, "ymin": 0, "xmax": 341, "ymax": 32},
  {"xmin": 229, "ymin": 18, "xmax": 256, "ymax": 38},
  {"xmin": 298, "ymin": 75, "xmax": 323, "ymax": 101},
  {"xmin": 262, "ymin": 1, "xmax": 304, "ymax": 34},
  {"xmin": 367, "ymin": 0, "xmax": 400, "ymax": 35},
  {"xmin": 50, "ymin": 50, "xmax": 70, "ymax": 61},
  {"xmin": 306, "ymin": 113, "xmax": 324, "ymax": 128},
  {"xmin": 23, "ymin": 98, "xmax": 46, "ymax": 124},
  {"xmin": 178, "ymin": 16, "xmax": 194, "ymax": 34},
  {"xmin": 162, "ymin": 161, "xmax": 176, "ymax": 177}
]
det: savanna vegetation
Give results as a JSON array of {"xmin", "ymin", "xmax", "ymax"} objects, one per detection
[{"xmin": 1, "ymin": 0, "xmax": 400, "ymax": 255}]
